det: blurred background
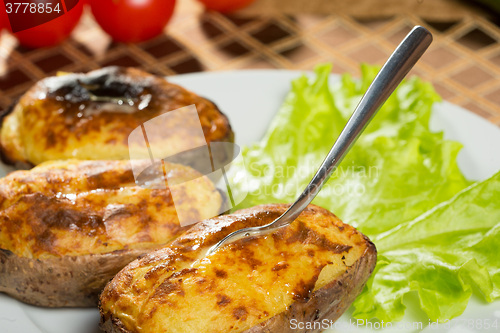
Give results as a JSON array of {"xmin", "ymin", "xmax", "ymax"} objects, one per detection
[{"xmin": 0, "ymin": 0, "xmax": 499, "ymax": 122}]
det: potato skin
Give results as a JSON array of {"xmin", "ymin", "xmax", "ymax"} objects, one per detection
[
  {"xmin": 0, "ymin": 159, "xmax": 223, "ymax": 307},
  {"xmin": 0, "ymin": 248, "xmax": 146, "ymax": 307},
  {"xmin": 99, "ymin": 204, "xmax": 377, "ymax": 333},
  {"xmin": 0, "ymin": 67, "xmax": 233, "ymax": 166}
]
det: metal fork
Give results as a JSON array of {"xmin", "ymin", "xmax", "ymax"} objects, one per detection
[{"xmin": 207, "ymin": 26, "xmax": 433, "ymax": 256}]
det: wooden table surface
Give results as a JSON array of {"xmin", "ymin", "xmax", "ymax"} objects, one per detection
[{"xmin": 0, "ymin": 0, "xmax": 499, "ymax": 124}]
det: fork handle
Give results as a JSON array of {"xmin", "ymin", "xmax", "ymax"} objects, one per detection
[
  {"xmin": 269, "ymin": 26, "xmax": 433, "ymax": 229},
  {"xmin": 208, "ymin": 26, "xmax": 433, "ymax": 254}
]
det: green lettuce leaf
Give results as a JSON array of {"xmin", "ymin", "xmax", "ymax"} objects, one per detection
[
  {"xmin": 229, "ymin": 63, "xmax": 500, "ymax": 322},
  {"xmin": 232, "ymin": 63, "xmax": 470, "ymax": 234},
  {"xmin": 354, "ymin": 172, "xmax": 500, "ymax": 321}
]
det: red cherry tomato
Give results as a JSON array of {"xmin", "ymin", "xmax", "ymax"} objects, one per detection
[
  {"xmin": 9, "ymin": 1, "xmax": 84, "ymax": 48},
  {"xmin": 0, "ymin": 2, "xmax": 11, "ymax": 31},
  {"xmin": 90, "ymin": 0, "xmax": 176, "ymax": 43},
  {"xmin": 197, "ymin": 0, "xmax": 255, "ymax": 13}
]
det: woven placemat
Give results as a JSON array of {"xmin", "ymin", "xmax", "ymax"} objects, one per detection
[{"xmin": 0, "ymin": 0, "xmax": 499, "ymax": 125}]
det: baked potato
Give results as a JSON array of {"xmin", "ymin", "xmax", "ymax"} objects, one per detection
[
  {"xmin": 0, "ymin": 159, "xmax": 223, "ymax": 307},
  {"xmin": 99, "ymin": 204, "xmax": 377, "ymax": 333},
  {"xmin": 0, "ymin": 67, "xmax": 233, "ymax": 166}
]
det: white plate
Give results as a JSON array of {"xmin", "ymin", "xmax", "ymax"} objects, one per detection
[{"xmin": 1, "ymin": 70, "xmax": 499, "ymax": 333}]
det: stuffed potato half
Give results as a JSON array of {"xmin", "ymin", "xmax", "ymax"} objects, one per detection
[
  {"xmin": 0, "ymin": 66, "xmax": 233, "ymax": 166},
  {"xmin": 0, "ymin": 159, "xmax": 223, "ymax": 307},
  {"xmin": 100, "ymin": 204, "xmax": 377, "ymax": 333}
]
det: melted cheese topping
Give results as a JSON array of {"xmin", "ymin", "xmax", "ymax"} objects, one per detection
[
  {"xmin": 0, "ymin": 160, "xmax": 222, "ymax": 258},
  {"xmin": 100, "ymin": 204, "xmax": 374, "ymax": 333}
]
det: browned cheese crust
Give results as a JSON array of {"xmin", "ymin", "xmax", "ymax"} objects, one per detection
[
  {"xmin": 99, "ymin": 204, "xmax": 377, "ymax": 333},
  {"xmin": 0, "ymin": 159, "xmax": 223, "ymax": 307},
  {"xmin": 0, "ymin": 67, "xmax": 233, "ymax": 166}
]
